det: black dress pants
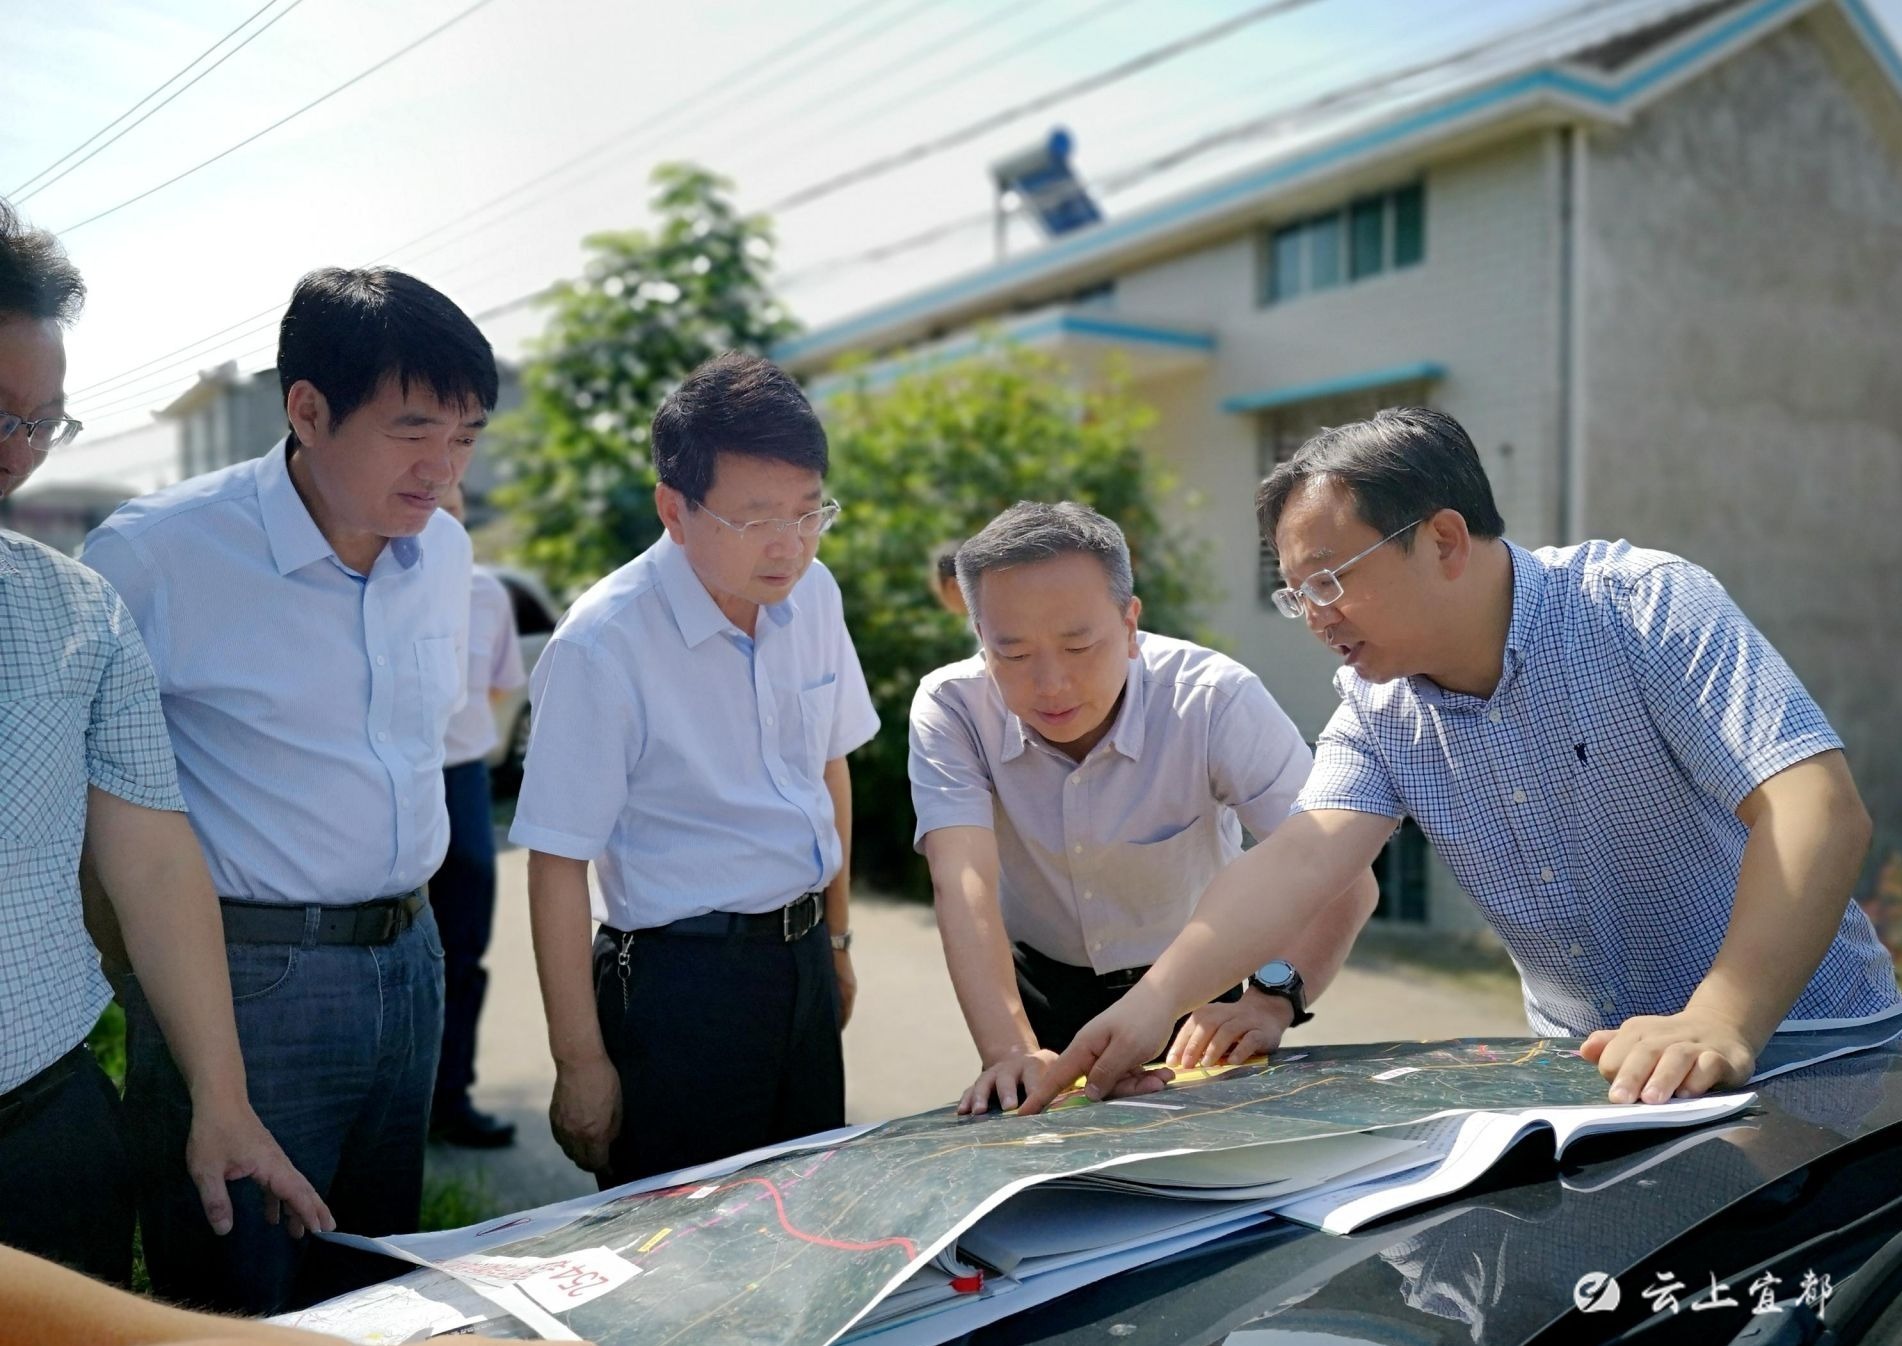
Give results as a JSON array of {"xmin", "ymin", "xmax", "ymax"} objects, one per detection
[
  {"xmin": 0, "ymin": 1044, "xmax": 135, "ymax": 1285},
  {"xmin": 1013, "ymin": 941, "xmax": 1244, "ymax": 1055},
  {"xmin": 592, "ymin": 918, "xmax": 843, "ymax": 1187}
]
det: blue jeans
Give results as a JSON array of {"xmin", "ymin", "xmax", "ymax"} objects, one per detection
[{"xmin": 123, "ymin": 905, "xmax": 445, "ymax": 1315}]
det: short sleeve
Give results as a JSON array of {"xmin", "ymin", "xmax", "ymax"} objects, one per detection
[
  {"xmin": 86, "ymin": 589, "xmax": 186, "ymax": 812},
  {"xmin": 1611, "ymin": 561, "xmax": 1840, "ymax": 811},
  {"xmin": 1207, "ymin": 674, "xmax": 1313, "ymax": 840},
  {"xmin": 826, "ymin": 611, "xmax": 879, "ymax": 761},
  {"xmin": 908, "ymin": 680, "xmax": 997, "ymax": 849},
  {"xmin": 507, "ymin": 637, "xmax": 643, "ymax": 860},
  {"xmin": 1292, "ymin": 699, "xmax": 1407, "ymax": 820},
  {"xmin": 81, "ymin": 525, "xmax": 169, "ymax": 683}
]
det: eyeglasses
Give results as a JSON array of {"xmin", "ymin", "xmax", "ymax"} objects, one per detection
[
  {"xmin": 0, "ymin": 409, "xmax": 83, "ymax": 455},
  {"xmin": 695, "ymin": 499, "xmax": 842, "ymax": 542},
  {"xmin": 1270, "ymin": 519, "xmax": 1422, "ymax": 619}
]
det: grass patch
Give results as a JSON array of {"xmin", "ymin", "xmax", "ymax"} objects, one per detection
[
  {"xmin": 420, "ymin": 1169, "xmax": 503, "ymax": 1232},
  {"xmin": 88, "ymin": 1002, "xmax": 128, "ymax": 1088}
]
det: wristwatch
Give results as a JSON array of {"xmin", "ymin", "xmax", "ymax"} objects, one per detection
[
  {"xmin": 1247, "ymin": 959, "xmax": 1313, "ymax": 1026},
  {"xmin": 829, "ymin": 929, "xmax": 853, "ymax": 952}
]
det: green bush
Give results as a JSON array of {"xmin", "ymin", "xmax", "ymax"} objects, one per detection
[
  {"xmin": 88, "ymin": 1002, "xmax": 127, "ymax": 1088},
  {"xmin": 820, "ymin": 344, "xmax": 1215, "ymax": 894}
]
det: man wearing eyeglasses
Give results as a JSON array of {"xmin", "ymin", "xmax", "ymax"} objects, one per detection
[
  {"xmin": 911, "ymin": 502, "xmax": 1379, "ymax": 1115},
  {"xmin": 0, "ymin": 201, "xmax": 327, "ymax": 1284},
  {"xmin": 1021, "ymin": 407, "xmax": 1899, "ymax": 1116},
  {"xmin": 514, "ymin": 352, "xmax": 877, "ymax": 1186}
]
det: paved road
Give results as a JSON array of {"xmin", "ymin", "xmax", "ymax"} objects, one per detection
[{"xmin": 427, "ymin": 843, "xmax": 1531, "ymax": 1215}]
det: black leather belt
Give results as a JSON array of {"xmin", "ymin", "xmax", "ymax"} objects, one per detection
[
  {"xmin": 218, "ymin": 890, "xmax": 427, "ymax": 946},
  {"xmin": 607, "ymin": 890, "xmax": 825, "ymax": 944},
  {"xmin": 0, "ymin": 1045, "xmax": 89, "ymax": 1136}
]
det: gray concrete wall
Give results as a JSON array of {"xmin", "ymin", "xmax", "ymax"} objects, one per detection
[{"xmin": 1579, "ymin": 9, "xmax": 1902, "ymax": 891}]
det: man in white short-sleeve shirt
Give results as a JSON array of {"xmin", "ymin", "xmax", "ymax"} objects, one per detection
[
  {"xmin": 513, "ymin": 353, "xmax": 877, "ymax": 1186},
  {"xmin": 911, "ymin": 502, "xmax": 1378, "ymax": 1114}
]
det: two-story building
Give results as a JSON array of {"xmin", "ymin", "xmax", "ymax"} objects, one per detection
[{"xmin": 779, "ymin": 0, "xmax": 1902, "ymax": 933}]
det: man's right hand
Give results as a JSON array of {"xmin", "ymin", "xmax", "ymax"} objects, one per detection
[
  {"xmin": 959, "ymin": 1049, "xmax": 1062, "ymax": 1115},
  {"xmin": 550, "ymin": 1055, "xmax": 622, "ymax": 1175},
  {"xmin": 1017, "ymin": 982, "xmax": 1178, "ymax": 1115}
]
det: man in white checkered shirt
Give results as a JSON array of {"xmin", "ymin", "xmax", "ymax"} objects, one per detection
[
  {"xmin": 0, "ymin": 200, "xmax": 327, "ymax": 1283},
  {"xmin": 1023, "ymin": 407, "xmax": 1899, "ymax": 1116}
]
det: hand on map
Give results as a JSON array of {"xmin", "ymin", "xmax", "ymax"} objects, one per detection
[
  {"xmin": 1580, "ymin": 1008, "xmax": 1757, "ymax": 1104},
  {"xmin": 1016, "ymin": 983, "xmax": 1178, "ymax": 1116},
  {"xmin": 958, "ymin": 1048, "xmax": 1062, "ymax": 1115},
  {"xmin": 833, "ymin": 948, "xmax": 858, "ymax": 1028},
  {"xmin": 551, "ymin": 1054, "xmax": 623, "ymax": 1174},
  {"xmin": 1165, "ymin": 987, "xmax": 1293, "ymax": 1068},
  {"xmin": 186, "ymin": 1099, "xmax": 333, "ymax": 1238}
]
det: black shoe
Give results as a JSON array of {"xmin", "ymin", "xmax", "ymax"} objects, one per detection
[{"xmin": 430, "ymin": 1101, "xmax": 517, "ymax": 1149}]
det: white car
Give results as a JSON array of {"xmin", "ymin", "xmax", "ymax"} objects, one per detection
[{"xmin": 484, "ymin": 565, "xmax": 562, "ymax": 785}]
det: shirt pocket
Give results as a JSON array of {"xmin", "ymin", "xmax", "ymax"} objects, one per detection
[
  {"xmin": 796, "ymin": 675, "xmax": 839, "ymax": 775},
  {"xmin": 0, "ymin": 696, "xmax": 87, "ymax": 850},
  {"xmin": 409, "ymin": 634, "xmax": 463, "ymax": 754},
  {"xmin": 1106, "ymin": 818, "xmax": 1211, "ymax": 948}
]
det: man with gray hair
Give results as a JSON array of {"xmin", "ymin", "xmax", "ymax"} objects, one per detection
[{"xmin": 910, "ymin": 500, "xmax": 1377, "ymax": 1113}]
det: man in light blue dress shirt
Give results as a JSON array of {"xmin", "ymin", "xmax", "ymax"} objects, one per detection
[
  {"xmin": 911, "ymin": 502, "xmax": 1378, "ymax": 1115},
  {"xmin": 0, "ymin": 199, "xmax": 325, "ymax": 1286},
  {"xmin": 85, "ymin": 267, "xmax": 496, "ymax": 1314},
  {"xmin": 1025, "ymin": 408, "xmax": 1898, "ymax": 1115},
  {"xmin": 514, "ymin": 353, "xmax": 878, "ymax": 1187}
]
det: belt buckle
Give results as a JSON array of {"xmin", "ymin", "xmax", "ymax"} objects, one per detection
[{"xmin": 782, "ymin": 893, "xmax": 817, "ymax": 943}]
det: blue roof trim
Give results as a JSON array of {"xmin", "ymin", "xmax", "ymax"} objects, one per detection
[
  {"xmin": 1220, "ymin": 361, "xmax": 1447, "ymax": 414},
  {"xmin": 1839, "ymin": 0, "xmax": 1902, "ymax": 97},
  {"xmin": 778, "ymin": 0, "xmax": 1824, "ymax": 369},
  {"xmin": 805, "ymin": 312, "xmax": 1214, "ymax": 400}
]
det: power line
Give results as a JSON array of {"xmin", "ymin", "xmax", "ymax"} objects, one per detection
[
  {"xmin": 13, "ymin": 0, "xmax": 309, "ymax": 204},
  {"xmin": 56, "ymin": 0, "xmax": 504, "ymax": 237},
  {"xmin": 65, "ymin": 0, "xmax": 928, "ymax": 404},
  {"xmin": 765, "ymin": 0, "xmax": 1324, "ymax": 213}
]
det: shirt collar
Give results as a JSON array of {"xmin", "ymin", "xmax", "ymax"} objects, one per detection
[
  {"xmin": 256, "ymin": 438, "xmax": 422, "ymax": 577},
  {"xmin": 995, "ymin": 648, "xmax": 1145, "ymax": 764},
  {"xmin": 655, "ymin": 534, "xmax": 800, "ymax": 649},
  {"xmin": 1407, "ymin": 539, "xmax": 1547, "ymax": 707}
]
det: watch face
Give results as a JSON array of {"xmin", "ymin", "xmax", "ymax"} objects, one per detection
[{"xmin": 1259, "ymin": 959, "xmax": 1296, "ymax": 987}]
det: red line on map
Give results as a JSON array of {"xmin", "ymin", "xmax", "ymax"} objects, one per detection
[{"xmin": 721, "ymin": 1177, "xmax": 917, "ymax": 1261}]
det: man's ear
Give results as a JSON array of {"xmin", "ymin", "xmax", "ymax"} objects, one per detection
[
  {"xmin": 285, "ymin": 380, "xmax": 329, "ymax": 448},
  {"xmin": 655, "ymin": 483, "xmax": 688, "ymax": 544},
  {"xmin": 1125, "ymin": 595, "xmax": 1143, "ymax": 656},
  {"xmin": 1427, "ymin": 508, "xmax": 1473, "ymax": 580}
]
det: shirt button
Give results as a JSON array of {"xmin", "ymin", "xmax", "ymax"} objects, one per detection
[
  {"xmin": 1569, "ymin": 942, "xmax": 1583, "ymax": 958},
  {"xmin": 399, "ymin": 795, "xmax": 410, "ymax": 807},
  {"xmin": 1091, "ymin": 941, "xmax": 1103, "ymax": 952},
  {"xmin": 1602, "ymin": 998, "xmax": 1616, "ymax": 1014},
  {"xmin": 1073, "ymin": 843, "xmax": 1083, "ymax": 854},
  {"xmin": 377, "ymin": 731, "xmax": 390, "ymax": 742},
  {"xmin": 1540, "ymin": 868, "xmax": 1554, "ymax": 883},
  {"xmin": 765, "ymin": 715, "xmax": 775, "ymax": 726},
  {"xmin": 375, "ymin": 654, "xmax": 387, "ymax": 667},
  {"xmin": 1511, "ymin": 788, "xmax": 1527, "ymax": 804},
  {"xmin": 1083, "ymin": 890, "xmax": 1094, "ymax": 901},
  {"xmin": 1488, "ymin": 709, "xmax": 1502, "ymax": 724}
]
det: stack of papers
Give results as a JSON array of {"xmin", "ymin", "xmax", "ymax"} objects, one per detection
[{"xmin": 275, "ymin": 1014, "xmax": 1902, "ymax": 1346}]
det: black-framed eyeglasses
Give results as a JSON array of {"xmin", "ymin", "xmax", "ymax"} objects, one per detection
[
  {"xmin": 696, "ymin": 499, "xmax": 842, "ymax": 542},
  {"xmin": 1271, "ymin": 519, "xmax": 1422, "ymax": 619},
  {"xmin": 0, "ymin": 409, "xmax": 83, "ymax": 454}
]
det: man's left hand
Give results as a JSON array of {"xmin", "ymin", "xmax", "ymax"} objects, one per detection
[
  {"xmin": 1579, "ymin": 1009, "xmax": 1757, "ymax": 1104},
  {"xmin": 1165, "ymin": 987, "xmax": 1294, "ymax": 1069},
  {"xmin": 833, "ymin": 948, "xmax": 858, "ymax": 1030},
  {"xmin": 185, "ymin": 1100, "xmax": 334, "ymax": 1238}
]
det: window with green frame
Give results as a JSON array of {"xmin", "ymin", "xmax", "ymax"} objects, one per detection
[{"xmin": 1262, "ymin": 181, "xmax": 1425, "ymax": 305}]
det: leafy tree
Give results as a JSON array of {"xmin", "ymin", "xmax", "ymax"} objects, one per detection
[
  {"xmin": 819, "ymin": 344, "xmax": 1216, "ymax": 892},
  {"xmin": 494, "ymin": 164, "xmax": 794, "ymax": 598}
]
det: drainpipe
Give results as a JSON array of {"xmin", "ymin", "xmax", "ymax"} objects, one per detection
[{"xmin": 1555, "ymin": 123, "xmax": 1589, "ymax": 544}]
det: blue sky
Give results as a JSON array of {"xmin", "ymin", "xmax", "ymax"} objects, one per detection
[{"xmin": 6, "ymin": 0, "xmax": 1901, "ymax": 479}]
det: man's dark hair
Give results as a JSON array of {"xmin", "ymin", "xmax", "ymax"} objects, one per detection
[
  {"xmin": 1255, "ymin": 406, "xmax": 1505, "ymax": 556},
  {"xmin": 652, "ymin": 352, "xmax": 827, "ymax": 505},
  {"xmin": 277, "ymin": 267, "xmax": 497, "ymax": 445},
  {"xmin": 0, "ymin": 199, "xmax": 85, "ymax": 326},
  {"xmin": 932, "ymin": 541, "xmax": 961, "ymax": 584},
  {"xmin": 955, "ymin": 501, "xmax": 1133, "ymax": 621}
]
